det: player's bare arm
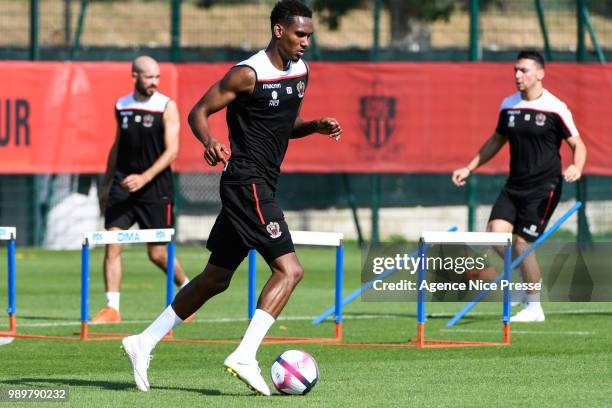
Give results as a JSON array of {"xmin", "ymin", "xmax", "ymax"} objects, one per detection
[
  {"xmin": 291, "ymin": 116, "xmax": 342, "ymax": 141},
  {"xmin": 99, "ymin": 126, "xmax": 120, "ymax": 212},
  {"xmin": 452, "ymin": 132, "xmax": 508, "ymax": 187},
  {"xmin": 563, "ymin": 135, "xmax": 587, "ymax": 183},
  {"xmin": 188, "ymin": 66, "xmax": 256, "ymax": 166}
]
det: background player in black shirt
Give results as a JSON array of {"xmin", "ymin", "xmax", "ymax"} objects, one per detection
[
  {"xmin": 452, "ymin": 50, "xmax": 587, "ymax": 322},
  {"xmin": 92, "ymin": 56, "xmax": 191, "ymax": 323},
  {"xmin": 121, "ymin": 1, "xmax": 341, "ymax": 396}
]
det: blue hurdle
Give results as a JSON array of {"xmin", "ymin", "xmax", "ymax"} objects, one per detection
[
  {"xmin": 0, "ymin": 227, "xmax": 17, "ymax": 335},
  {"xmin": 248, "ymin": 230, "xmax": 344, "ymax": 342},
  {"xmin": 416, "ymin": 231, "xmax": 513, "ymax": 346},
  {"xmin": 446, "ymin": 201, "xmax": 582, "ymax": 327},
  {"xmin": 80, "ymin": 228, "xmax": 176, "ymax": 340},
  {"xmin": 312, "ymin": 225, "xmax": 458, "ymax": 325}
]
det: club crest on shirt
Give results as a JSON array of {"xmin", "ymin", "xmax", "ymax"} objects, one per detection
[
  {"xmin": 535, "ymin": 113, "xmax": 546, "ymax": 126},
  {"xmin": 296, "ymin": 81, "xmax": 305, "ymax": 98},
  {"xmin": 143, "ymin": 114, "xmax": 154, "ymax": 128},
  {"xmin": 269, "ymin": 90, "xmax": 280, "ymax": 107},
  {"xmin": 266, "ymin": 222, "xmax": 282, "ymax": 239},
  {"xmin": 508, "ymin": 114, "xmax": 515, "ymax": 128}
]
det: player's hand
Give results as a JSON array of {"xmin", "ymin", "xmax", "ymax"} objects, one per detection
[
  {"xmin": 315, "ymin": 118, "xmax": 342, "ymax": 141},
  {"xmin": 204, "ymin": 139, "xmax": 230, "ymax": 166},
  {"xmin": 564, "ymin": 164, "xmax": 582, "ymax": 183},
  {"xmin": 452, "ymin": 167, "xmax": 471, "ymax": 187},
  {"xmin": 121, "ymin": 174, "xmax": 150, "ymax": 193}
]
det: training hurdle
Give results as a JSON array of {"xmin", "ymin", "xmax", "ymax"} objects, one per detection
[
  {"xmin": 312, "ymin": 225, "xmax": 458, "ymax": 325},
  {"xmin": 330, "ymin": 231, "xmax": 513, "ymax": 349},
  {"xmin": 80, "ymin": 228, "xmax": 176, "ymax": 341},
  {"xmin": 446, "ymin": 201, "xmax": 582, "ymax": 327},
  {"xmin": 0, "ymin": 227, "xmax": 16, "ymax": 339},
  {"xmin": 82, "ymin": 229, "xmax": 343, "ymax": 345},
  {"xmin": 148, "ymin": 230, "xmax": 344, "ymax": 345},
  {"xmin": 0, "ymin": 228, "xmax": 177, "ymax": 343},
  {"xmin": 246, "ymin": 230, "xmax": 344, "ymax": 344},
  {"xmin": 0, "ymin": 225, "xmax": 95, "ymax": 342}
]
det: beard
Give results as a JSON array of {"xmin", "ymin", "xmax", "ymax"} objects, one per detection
[{"xmin": 136, "ymin": 81, "xmax": 156, "ymax": 97}]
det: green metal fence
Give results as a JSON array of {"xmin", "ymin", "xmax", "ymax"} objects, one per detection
[{"xmin": 2, "ymin": 0, "xmax": 611, "ymax": 61}]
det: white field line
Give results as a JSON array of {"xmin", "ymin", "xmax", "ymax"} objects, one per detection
[{"xmin": 5, "ymin": 308, "xmax": 611, "ymax": 329}]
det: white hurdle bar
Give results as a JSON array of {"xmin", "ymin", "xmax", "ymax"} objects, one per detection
[
  {"xmin": 80, "ymin": 228, "xmax": 175, "ymax": 340},
  {"xmin": 247, "ymin": 231, "xmax": 344, "ymax": 337},
  {"xmin": 416, "ymin": 231, "xmax": 513, "ymax": 346},
  {"xmin": 0, "ymin": 227, "xmax": 17, "ymax": 334}
]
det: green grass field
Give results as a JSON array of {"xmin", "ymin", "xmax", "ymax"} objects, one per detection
[{"xmin": 0, "ymin": 244, "xmax": 610, "ymax": 407}]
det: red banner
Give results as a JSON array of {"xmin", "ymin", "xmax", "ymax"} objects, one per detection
[{"xmin": 1, "ymin": 61, "xmax": 610, "ymax": 175}]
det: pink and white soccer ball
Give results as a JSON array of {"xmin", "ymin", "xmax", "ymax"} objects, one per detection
[{"xmin": 270, "ymin": 349, "xmax": 319, "ymax": 395}]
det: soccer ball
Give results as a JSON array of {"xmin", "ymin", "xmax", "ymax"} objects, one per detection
[{"xmin": 270, "ymin": 349, "xmax": 319, "ymax": 395}]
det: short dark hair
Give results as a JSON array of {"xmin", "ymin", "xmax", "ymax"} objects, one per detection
[
  {"xmin": 270, "ymin": 0, "xmax": 312, "ymax": 30},
  {"xmin": 517, "ymin": 50, "xmax": 545, "ymax": 69}
]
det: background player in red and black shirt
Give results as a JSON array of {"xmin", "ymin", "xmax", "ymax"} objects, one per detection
[
  {"xmin": 452, "ymin": 50, "xmax": 587, "ymax": 322},
  {"xmin": 93, "ymin": 56, "xmax": 191, "ymax": 323},
  {"xmin": 121, "ymin": 1, "xmax": 341, "ymax": 396}
]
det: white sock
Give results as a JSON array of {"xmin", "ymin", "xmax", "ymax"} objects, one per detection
[
  {"xmin": 231, "ymin": 309, "xmax": 275, "ymax": 362},
  {"xmin": 179, "ymin": 277, "xmax": 190, "ymax": 289},
  {"xmin": 139, "ymin": 305, "xmax": 183, "ymax": 353},
  {"xmin": 106, "ymin": 292, "xmax": 120, "ymax": 311},
  {"xmin": 525, "ymin": 292, "xmax": 541, "ymax": 309}
]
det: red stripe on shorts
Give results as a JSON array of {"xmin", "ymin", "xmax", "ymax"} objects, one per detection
[
  {"xmin": 540, "ymin": 190, "xmax": 555, "ymax": 225},
  {"xmin": 167, "ymin": 203, "xmax": 172, "ymax": 226},
  {"xmin": 252, "ymin": 184, "xmax": 266, "ymax": 225}
]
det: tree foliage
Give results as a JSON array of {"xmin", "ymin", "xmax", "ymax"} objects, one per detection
[{"xmin": 312, "ymin": 0, "xmax": 503, "ymax": 49}]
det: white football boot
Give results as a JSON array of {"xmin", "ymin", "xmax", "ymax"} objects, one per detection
[
  {"xmin": 122, "ymin": 335, "xmax": 152, "ymax": 392},
  {"xmin": 510, "ymin": 305, "xmax": 545, "ymax": 322},
  {"xmin": 224, "ymin": 353, "xmax": 271, "ymax": 396}
]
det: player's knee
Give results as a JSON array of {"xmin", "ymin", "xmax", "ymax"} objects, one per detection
[
  {"xmin": 213, "ymin": 277, "xmax": 232, "ymax": 294},
  {"xmin": 514, "ymin": 236, "xmax": 530, "ymax": 252},
  {"xmin": 285, "ymin": 264, "xmax": 304, "ymax": 285},
  {"xmin": 104, "ymin": 244, "xmax": 122, "ymax": 261},
  {"xmin": 147, "ymin": 246, "xmax": 166, "ymax": 265},
  {"xmin": 201, "ymin": 273, "xmax": 232, "ymax": 295}
]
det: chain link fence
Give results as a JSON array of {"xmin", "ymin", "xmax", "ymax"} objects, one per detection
[{"xmin": 2, "ymin": 0, "xmax": 611, "ymax": 55}]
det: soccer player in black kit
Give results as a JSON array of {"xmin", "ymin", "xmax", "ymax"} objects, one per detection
[
  {"xmin": 452, "ymin": 50, "xmax": 587, "ymax": 323},
  {"xmin": 93, "ymin": 56, "xmax": 191, "ymax": 323},
  {"xmin": 122, "ymin": 1, "xmax": 341, "ymax": 396}
]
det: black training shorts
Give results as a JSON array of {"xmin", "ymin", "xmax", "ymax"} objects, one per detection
[
  {"xmin": 206, "ymin": 182, "xmax": 295, "ymax": 270},
  {"xmin": 489, "ymin": 178, "xmax": 562, "ymax": 242},
  {"xmin": 105, "ymin": 184, "xmax": 174, "ymax": 230}
]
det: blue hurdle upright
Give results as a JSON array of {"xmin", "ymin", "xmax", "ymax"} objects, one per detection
[
  {"xmin": 0, "ymin": 227, "xmax": 17, "ymax": 337},
  {"xmin": 446, "ymin": 201, "xmax": 582, "ymax": 327}
]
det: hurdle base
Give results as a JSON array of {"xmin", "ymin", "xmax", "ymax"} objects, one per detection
[
  {"xmin": 328, "ymin": 339, "xmax": 510, "ymax": 349},
  {"xmin": 327, "ymin": 321, "xmax": 510, "ymax": 349}
]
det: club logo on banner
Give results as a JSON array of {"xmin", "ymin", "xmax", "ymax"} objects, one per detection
[{"xmin": 359, "ymin": 96, "xmax": 396, "ymax": 149}]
